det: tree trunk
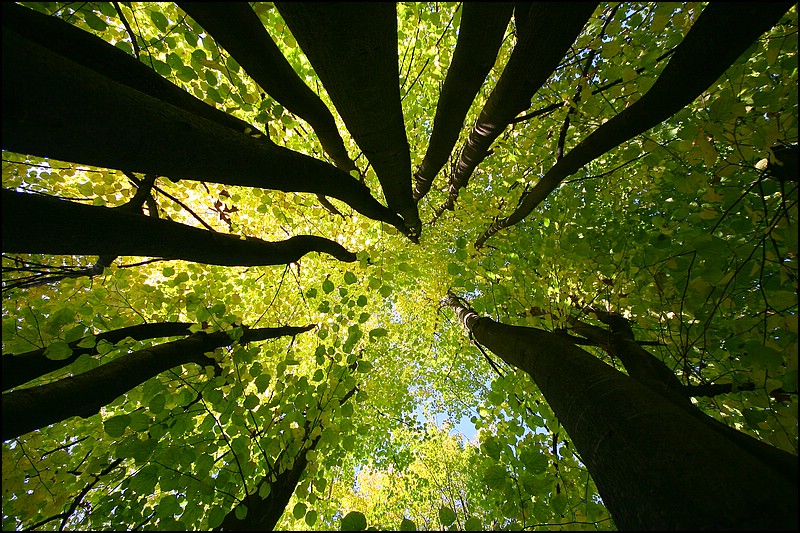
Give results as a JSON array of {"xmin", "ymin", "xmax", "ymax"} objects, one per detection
[
  {"xmin": 444, "ymin": 295, "xmax": 798, "ymax": 530},
  {"xmin": 476, "ymin": 2, "xmax": 794, "ymax": 247},
  {"xmin": 275, "ymin": 3, "xmax": 421, "ymax": 238},
  {"xmin": 444, "ymin": 3, "xmax": 598, "ymax": 211},
  {"xmin": 568, "ymin": 311, "xmax": 798, "ymax": 484},
  {"xmin": 177, "ymin": 2, "xmax": 357, "ymax": 174},
  {"xmin": 216, "ymin": 387, "xmax": 356, "ymax": 530},
  {"xmin": 1, "ymin": 2, "xmax": 270, "ymax": 142},
  {"xmin": 3, "ymin": 321, "xmax": 194, "ymax": 391},
  {"xmin": 1, "ymin": 29, "xmax": 407, "ymax": 234},
  {"xmin": 3, "ymin": 189, "xmax": 357, "ymax": 266},
  {"xmin": 413, "ymin": 3, "xmax": 513, "ymax": 202},
  {"xmin": 2, "ymin": 326, "xmax": 314, "ymax": 441}
]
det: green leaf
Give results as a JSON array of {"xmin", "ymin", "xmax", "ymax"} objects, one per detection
[
  {"xmin": 341, "ymin": 511, "xmax": 367, "ymax": 531},
  {"xmin": 520, "ymin": 449, "xmax": 548, "ymax": 474},
  {"xmin": 235, "ymin": 505, "xmax": 248, "ymax": 521},
  {"xmin": 464, "ymin": 517, "xmax": 483, "ymax": 530},
  {"xmin": 323, "ymin": 279, "xmax": 335, "ymax": 293},
  {"xmin": 148, "ymin": 394, "xmax": 166, "ymax": 414},
  {"xmin": 43, "ymin": 341, "xmax": 73, "ymax": 361},
  {"xmin": 344, "ymin": 271, "xmax": 358, "ymax": 284},
  {"xmin": 207, "ymin": 507, "xmax": 227, "ymax": 529},
  {"xmin": 399, "ymin": 518, "xmax": 417, "ymax": 531},
  {"xmin": 369, "ymin": 328, "xmax": 387, "ymax": 339},
  {"xmin": 438, "ymin": 506, "xmax": 456, "ymax": 526},
  {"xmin": 483, "ymin": 464, "xmax": 508, "ymax": 490},
  {"xmin": 82, "ymin": 11, "xmax": 108, "ymax": 31},
  {"xmin": 293, "ymin": 502, "xmax": 307, "ymax": 519},
  {"xmin": 551, "ymin": 493, "xmax": 567, "ymax": 515},
  {"xmin": 149, "ymin": 10, "xmax": 169, "ymax": 32},
  {"xmin": 305, "ymin": 510, "xmax": 318, "ymax": 527},
  {"xmin": 103, "ymin": 414, "xmax": 131, "ymax": 438}
]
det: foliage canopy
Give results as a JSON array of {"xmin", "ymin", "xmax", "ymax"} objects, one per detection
[{"xmin": 2, "ymin": 2, "xmax": 797, "ymax": 530}]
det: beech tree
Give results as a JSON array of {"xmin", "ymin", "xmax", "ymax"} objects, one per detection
[{"xmin": 2, "ymin": 2, "xmax": 797, "ymax": 531}]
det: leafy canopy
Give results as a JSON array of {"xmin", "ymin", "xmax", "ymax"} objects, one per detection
[{"xmin": 2, "ymin": 2, "xmax": 797, "ymax": 531}]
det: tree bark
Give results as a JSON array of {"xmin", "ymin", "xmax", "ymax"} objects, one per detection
[
  {"xmin": 443, "ymin": 3, "xmax": 598, "ymax": 212},
  {"xmin": 3, "ymin": 324, "xmax": 314, "ymax": 441},
  {"xmin": 3, "ymin": 189, "xmax": 357, "ymax": 266},
  {"xmin": 476, "ymin": 2, "xmax": 794, "ymax": 247},
  {"xmin": 444, "ymin": 295, "xmax": 798, "ymax": 530},
  {"xmin": 177, "ymin": 2, "xmax": 357, "ymax": 174},
  {"xmin": 767, "ymin": 144, "xmax": 798, "ymax": 183},
  {"xmin": 1, "ymin": 2, "xmax": 270, "ymax": 142},
  {"xmin": 216, "ymin": 387, "xmax": 356, "ymax": 530},
  {"xmin": 413, "ymin": 3, "xmax": 513, "ymax": 202},
  {"xmin": 275, "ymin": 3, "xmax": 421, "ymax": 238},
  {"xmin": 2, "ymin": 326, "xmax": 314, "ymax": 441},
  {"xmin": 3, "ymin": 322, "xmax": 194, "ymax": 392},
  {"xmin": 1, "ymin": 29, "xmax": 408, "ymax": 233},
  {"xmin": 568, "ymin": 311, "xmax": 798, "ymax": 483}
]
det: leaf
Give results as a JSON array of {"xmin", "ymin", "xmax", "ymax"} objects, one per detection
[
  {"xmin": 369, "ymin": 327, "xmax": 387, "ymax": 339},
  {"xmin": 438, "ymin": 506, "xmax": 457, "ymax": 526},
  {"xmin": 103, "ymin": 414, "xmax": 131, "ymax": 438},
  {"xmin": 323, "ymin": 279, "xmax": 335, "ymax": 293},
  {"xmin": 235, "ymin": 505, "xmax": 248, "ymax": 521},
  {"xmin": 207, "ymin": 507, "xmax": 227, "ymax": 529},
  {"xmin": 399, "ymin": 518, "xmax": 417, "ymax": 531},
  {"xmin": 149, "ymin": 10, "xmax": 169, "ymax": 32},
  {"xmin": 520, "ymin": 449, "xmax": 548, "ymax": 474},
  {"xmin": 293, "ymin": 502, "xmax": 307, "ymax": 519},
  {"xmin": 344, "ymin": 271, "xmax": 358, "ymax": 284},
  {"xmin": 305, "ymin": 510, "xmax": 318, "ymax": 527},
  {"xmin": 551, "ymin": 493, "xmax": 567, "ymax": 515},
  {"xmin": 341, "ymin": 511, "xmax": 367, "ymax": 531},
  {"xmin": 483, "ymin": 464, "xmax": 508, "ymax": 490},
  {"xmin": 464, "ymin": 517, "xmax": 483, "ymax": 531},
  {"xmin": 82, "ymin": 11, "xmax": 108, "ymax": 31},
  {"xmin": 43, "ymin": 341, "xmax": 73, "ymax": 361}
]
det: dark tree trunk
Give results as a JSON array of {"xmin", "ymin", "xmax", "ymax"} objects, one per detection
[
  {"xmin": 569, "ymin": 311, "xmax": 798, "ymax": 484},
  {"xmin": 444, "ymin": 3, "xmax": 598, "ymax": 211},
  {"xmin": 767, "ymin": 144, "xmax": 798, "ymax": 182},
  {"xmin": 3, "ymin": 321, "xmax": 194, "ymax": 391},
  {"xmin": 476, "ymin": 2, "xmax": 794, "ymax": 247},
  {"xmin": 177, "ymin": 2, "xmax": 357, "ymax": 173},
  {"xmin": 444, "ymin": 295, "xmax": 798, "ymax": 530},
  {"xmin": 216, "ymin": 387, "xmax": 356, "ymax": 531},
  {"xmin": 275, "ymin": 3, "xmax": 421, "ymax": 238},
  {"xmin": 1, "ymin": 2, "xmax": 269, "ymax": 141},
  {"xmin": 1, "ymin": 29, "xmax": 407, "ymax": 234},
  {"xmin": 2, "ymin": 326, "xmax": 314, "ymax": 441},
  {"xmin": 3, "ymin": 189, "xmax": 357, "ymax": 266},
  {"xmin": 413, "ymin": 3, "xmax": 513, "ymax": 202}
]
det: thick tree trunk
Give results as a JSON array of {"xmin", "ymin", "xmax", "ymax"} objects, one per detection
[
  {"xmin": 177, "ymin": 2, "xmax": 357, "ymax": 174},
  {"xmin": 413, "ymin": 3, "xmax": 513, "ymax": 202},
  {"xmin": 767, "ymin": 144, "xmax": 798, "ymax": 182},
  {"xmin": 1, "ymin": 29, "xmax": 407, "ymax": 234},
  {"xmin": 569, "ymin": 311, "xmax": 798, "ymax": 484},
  {"xmin": 216, "ymin": 387, "xmax": 356, "ymax": 531},
  {"xmin": 2, "ymin": 326, "xmax": 314, "ymax": 441},
  {"xmin": 476, "ymin": 2, "xmax": 794, "ymax": 247},
  {"xmin": 443, "ymin": 3, "xmax": 598, "ymax": 211},
  {"xmin": 3, "ymin": 322, "xmax": 194, "ymax": 391},
  {"xmin": 444, "ymin": 295, "xmax": 798, "ymax": 530},
  {"xmin": 1, "ymin": 2, "xmax": 270, "ymax": 142},
  {"xmin": 275, "ymin": 3, "xmax": 421, "ymax": 238},
  {"xmin": 3, "ymin": 189, "xmax": 357, "ymax": 266}
]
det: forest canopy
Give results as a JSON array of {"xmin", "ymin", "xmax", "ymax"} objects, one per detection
[{"xmin": 2, "ymin": 2, "xmax": 798, "ymax": 531}]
